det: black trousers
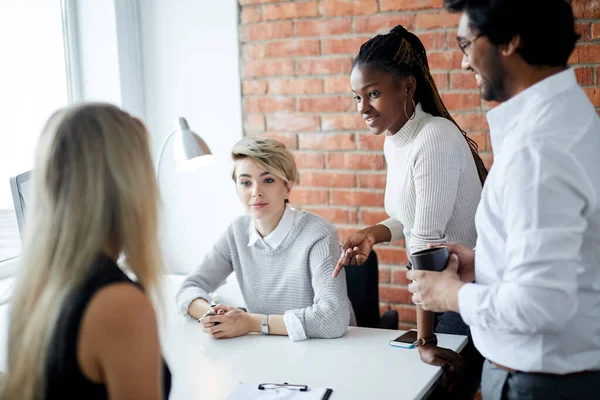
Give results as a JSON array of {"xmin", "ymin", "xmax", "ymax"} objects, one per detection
[{"xmin": 427, "ymin": 312, "xmax": 485, "ymax": 400}]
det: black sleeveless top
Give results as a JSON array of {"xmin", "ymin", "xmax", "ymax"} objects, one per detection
[{"xmin": 45, "ymin": 254, "xmax": 172, "ymax": 399}]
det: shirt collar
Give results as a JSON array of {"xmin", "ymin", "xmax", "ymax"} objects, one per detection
[
  {"xmin": 486, "ymin": 68, "xmax": 577, "ymax": 154},
  {"xmin": 386, "ymin": 102, "xmax": 428, "ymax": 148},
  {"xmin": 247, "ymin": 205, "xmax": 295, "ymax": 250}
]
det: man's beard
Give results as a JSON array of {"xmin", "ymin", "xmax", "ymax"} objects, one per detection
[
  {"xmin": 479, "ymin": 58, "xmax": 508, "ymax": 102},
  {"xmin": 480, "ymin": 76, "xmax": 507, "ymax": 102}
]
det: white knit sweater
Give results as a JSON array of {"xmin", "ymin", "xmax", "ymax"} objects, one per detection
[
  {"xmin": 176, "ymin": 209, "xmax": 354, "ymax": 341},
  {"xmin": 380, "ymin": 103, "xmax": 482, "ymax": 254}
]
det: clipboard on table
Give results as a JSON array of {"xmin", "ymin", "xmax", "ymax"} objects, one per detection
[{"xmin": 226, "ymin": 382, "xmax": 333, "ymax": 399}]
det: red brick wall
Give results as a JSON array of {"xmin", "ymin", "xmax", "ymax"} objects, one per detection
[{"xmin": 239, "ymin": 0, "xmax": 600, "ymax": 329}]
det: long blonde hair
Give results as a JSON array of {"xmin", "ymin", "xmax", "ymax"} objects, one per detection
[{"xmin": 1, "ymin": 103, "xmax": 164, "ymax": 400}]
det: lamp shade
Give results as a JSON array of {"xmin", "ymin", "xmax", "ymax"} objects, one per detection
[{"xmin": 172, "ymin": 117, "xmax": 214, "ymax": 172}]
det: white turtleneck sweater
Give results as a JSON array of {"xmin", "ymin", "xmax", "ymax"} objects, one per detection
[{"xmin": 379, "ymin": 103, "xmax": 482, "ymax": 254}]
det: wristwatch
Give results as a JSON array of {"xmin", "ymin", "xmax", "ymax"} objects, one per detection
[{"xmin": 261, "ymin": 314, "xmax": 270, "ymax": 335}]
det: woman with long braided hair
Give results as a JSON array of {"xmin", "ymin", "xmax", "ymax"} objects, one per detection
[{"xmin": 332, "ymin": 25, "xmax": 486, "ymax": 399}]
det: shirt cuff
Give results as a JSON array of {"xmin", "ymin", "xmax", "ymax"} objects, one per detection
[
  {"xmin": 379, "ymin": 218, "xmax": 404, "ymax": 243},
  {"xmin": 457, "ymin": 283, "xmax": 485, "ymax": 328},
  {"xmin": 283, "ymin": 311, "xmax": 307, "ymax": 342},
  {"xmin": 177, "ymin": 287, "xmax": 212, "ymax": 317}
]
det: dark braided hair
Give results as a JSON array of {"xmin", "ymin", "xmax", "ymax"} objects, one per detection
[{"xmin": 353, "ymin": 25, "xmax": 488, "ymax": 185}]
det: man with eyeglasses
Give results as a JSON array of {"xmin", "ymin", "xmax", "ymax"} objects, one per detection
[{"xmin": 406, "ymin": 1, "xmax": 600, "ymax": 399}]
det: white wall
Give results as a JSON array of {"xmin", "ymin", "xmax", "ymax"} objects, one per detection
[
  {"xmin": 0, "ymin": 0, "xmax": 243, "ymax": 274},
  {"xmin": 0, "ymin": 1, "xmax": 68, "ymax": 209},
  {"xmin": 74, "ymin": 0, "xmax": 122, "ymax": 104},
  {"xmin": 138, "ymin": 0, "xmax": 244, "ymax": 274}
]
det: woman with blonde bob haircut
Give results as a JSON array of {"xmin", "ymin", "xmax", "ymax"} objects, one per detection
[
  {"xmin": 1, "ymin": 104, "xmax": 171, "ymax": 399},
  {"xmin": 177, "ymin": 137, "xmax": 355, "ymax": 341}
]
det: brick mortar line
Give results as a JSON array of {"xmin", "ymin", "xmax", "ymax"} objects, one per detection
[
  {"xmin": 298, "ymin": 150, "xmax": 387, "ymax": 155},
  {"xmin": 240, "ymin": 58, "xmax": 483, "ymax": 70},
  {"xmin": 244, "ymin": 94, "xmax": 482, "ymax": 100},
  {"xmin": 349, "ymin": 171, "xmax": 390, "ymax": 174},
  {"xmin": 241, "ymin": 61, "xmax": 472, "ymax": 68},
  {"xmin": 301, "ymin": 205, "xmax": 372, "ymax": 210},
  {"xmin": 253, "ymin": 129, "xmax": 489, "ymax": 133},
  {"xmin": 293, "ymin": 149, "xmax": 384, "ymax": 153},
  {"xmin": 243, "ymin": 90, "xmax": 482, "ymax": 95},
  {"xmin": 388, "ymin": 265, "xmax": 413, "ymax": 270},
  {"xmin": 242, "ymin": 49, "xmax": 600, "ymax": 60},
  {"xmin": 240, "ymin": 28, "xmax": 456, "ymax": 40},
  {"xmin": 239, "ymin": 31, "xmax": 453, "ymax": 44},
  {"xmin": 264, "ymin": 130, "xmax": 370, "ymax": 134},
  {"xmin": 341, "ymin": 205, "xmax": 391, "ymax": 209},
  {"xmin": 267, "ymin": 77, "xmax": 472, "ymax": 85},
  {"xmin": 245, "ymin": 54, "xmax": 353, "ymax": 59},
  {"xmin": 240, "ymin": 5, "xmax": 466, "ymax": 16},
  {"xmin": 300, "ymin": 168, "xmax": 381, "ymax": 172},
  {"xmin": 240, "ymin": 50, "xmax": 478, "ymax": 58},
  {"xmin": 293, "ymin": 187, "xmax": 385, "ymax": 191},
  {"xmin": 334, "ymin": 228, "xmax": 405, "ymax": 239},
  {"xmin": 379, "ymin": 283, "xmax": 409, "ymax": 288},
  {"xmin": 240, "ymin": 0, "xmax": 315, "ymax": 6},
  {"xmin": 243, "ymin": 96, "xmax": 495, "ymax": 112},
  {"xmin": 241, "ymin": 13, "xmax": 599, "ymax": 26},
  {"xmin": 391, "ymin": 304, "xmax": 418, "ymax": 309},
  {"xmin": 257, "ymin": 132, "xmax": 494, "ymax": 138},
  {"xmin": 326, "ymin": 188, "xmax": 385, "ymax": 192}
]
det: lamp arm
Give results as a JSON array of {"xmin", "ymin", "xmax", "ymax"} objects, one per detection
[{"xmin": 156, "ymin": 129, "xmax": 178, "ymax": 183}]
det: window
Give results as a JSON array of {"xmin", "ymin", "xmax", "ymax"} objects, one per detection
[{"xmin": 0, "ymin": 1, "xmax": 70, "ymax": 262}]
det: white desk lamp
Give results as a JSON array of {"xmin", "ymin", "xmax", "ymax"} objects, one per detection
[{"xmin": 156, "ymin": 117, "xmax": 214, "ymax": 180}]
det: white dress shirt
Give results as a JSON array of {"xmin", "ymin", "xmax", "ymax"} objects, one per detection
[
  {"xmin": 247, "ymin": 204, "xmax": 300, "ymax": 250},
  {"xmin": 458, "ymin": 69, "xmax": 600, "ymax": 373},
  {"xmin": 248, "ymin": 205, "xmax": 308, "ymax": 341}
]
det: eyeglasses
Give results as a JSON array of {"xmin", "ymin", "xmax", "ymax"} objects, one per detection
[{"xmin": 457, "ymin": 35, "xmax": 482, "ymax": 56}]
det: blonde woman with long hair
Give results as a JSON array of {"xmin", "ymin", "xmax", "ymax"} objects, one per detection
[{"xmin": 1, "ymin": 104, "xmax": 171, "ymax": 399}]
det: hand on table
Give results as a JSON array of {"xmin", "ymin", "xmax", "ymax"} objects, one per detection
[
  {"xmin": 200, "ymin": 304, "xmax": 254, "ymax": 339},
  {"xmin": 418, "ymin": 344, "xmax": 464, "ymax": 392}
]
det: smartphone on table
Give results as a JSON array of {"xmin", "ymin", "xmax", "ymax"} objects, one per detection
[{"xmin": 389, "ymin": 330, "xmax": 418, "ymax": 349}]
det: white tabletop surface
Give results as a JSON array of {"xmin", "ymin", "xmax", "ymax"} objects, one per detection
[{"xmin": 161, "ymin": 275, "xmax": 468, "ymax": 400}]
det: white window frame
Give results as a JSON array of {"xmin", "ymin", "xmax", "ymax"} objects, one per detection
[
  {"xmin": 0, "ymin": 1, "xmax": 73, "ymax": 275},
  {"xmin": 0, "ymin": 0, "xmax": 145, "ymax": 278}
]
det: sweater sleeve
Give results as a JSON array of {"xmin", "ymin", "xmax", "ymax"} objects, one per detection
[
  {"xmin": 285, "ymin": 226, "xmax": 350, "ymax": 339},
  {"xmin": 175, "ymin": 229, "xmax": 234, "ymax": 316},
  {"xmin": 409, "ymin": 123, "xmax": 463, "ymax": 253},
  {"xmin": 379, "ymin": 218, "xmax": 405, "ymax": 243}
]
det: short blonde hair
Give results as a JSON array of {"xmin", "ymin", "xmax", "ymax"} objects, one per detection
[{"xmin": 231, "ymin": 137, "xmax": 298, "ymax": 184}]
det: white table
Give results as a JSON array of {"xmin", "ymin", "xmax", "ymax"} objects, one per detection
[{"xmin": 161, "ymin": 276, "xmax": 468, "ymax": 400}]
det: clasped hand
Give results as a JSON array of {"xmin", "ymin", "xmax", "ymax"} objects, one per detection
[{"xmin": 199, "ymin": 304, "xmax": 254, "ymax": 339}]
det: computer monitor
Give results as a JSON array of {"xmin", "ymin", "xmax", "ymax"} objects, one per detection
[{"xmin": 9, "ymin": 170, "xmax": 32, "ymax": 240}]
